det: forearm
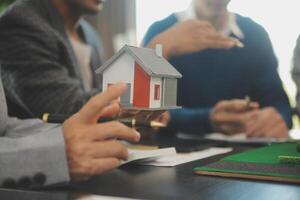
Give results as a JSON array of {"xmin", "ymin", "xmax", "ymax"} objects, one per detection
[
  {"xmin": 0, "ymin": 119, "xmax": 70, "ymax": 188},
  {"xmin": 167, "ymin": 108, "xmax": 213, "ymax": 134}
]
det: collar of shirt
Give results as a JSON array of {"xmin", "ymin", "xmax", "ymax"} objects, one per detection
[{"xmin": 176, "ymin": 5, "xmax": 244, "ymax": 39}]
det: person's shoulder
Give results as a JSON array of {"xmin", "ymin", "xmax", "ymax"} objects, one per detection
[
  {"xmin": 0, "ymin": 0, "xmax": 59, "ymax": 48},
  {"xmin": 0, "ymin": 0, "xmax": 37, "ymax": 22},
  {"xmin": 235, "ymin": 14, "xmax": 267, "ymax": 35},
  {"xmin": 143, "ymin": 14, "xmax": 178, "ymax": 45},
  {"xmin": 148, "ymin": 14, "xmax": 178, "ymax": 34},
  {"xmin": 0, "ymin": 0, "xmax": 50, "ymax": 34},
  {"xmin": 153, "ymin": 14, "xmax": 178, "ymax": 28}
]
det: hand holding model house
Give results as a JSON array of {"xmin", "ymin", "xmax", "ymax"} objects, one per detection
[{"xmin": 96, "ymin": 44, "xmax": 182, "ymax": 128}]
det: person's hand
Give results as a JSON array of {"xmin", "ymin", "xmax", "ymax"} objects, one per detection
[
  {"xmin": 147, "ymin": 19, "xmax": 236, "ymax": 59},
  {"xmin": 156, "ymin": 112, "xmax": 171, "ymax": 127},
  {"xmin": 62, "ymin": 83, "xmax": 141, "ymax": 181},
  {"xmin": 245, "ymin": 107, "xmax": 289, "ymax": 138},
  {"xmin": 210, "ymin": 99, "xmax": 259, "ymax": 135}
]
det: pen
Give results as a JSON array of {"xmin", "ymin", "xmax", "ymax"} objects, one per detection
[
  {"xmin": 230, "ymin": 37, "xmax": 245, "ymax": 48},
  {"xmin": 235, "ymin": 40, "xmax": 245, "ymax": 48},
  {"xmin": 245, "ymin": 96, "xmax": 251, "ymax": 110},
  {"xmin": 279, "ymin": 155, "xmax": 300, "ymax": 165},
  {"xmin": 42, "ymin": 113, "xmax": 166, "ymax": 128}
]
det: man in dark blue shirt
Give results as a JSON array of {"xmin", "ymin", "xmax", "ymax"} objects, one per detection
[{"xmin": 144, "ymin": 0, "xmax": 292, "ymax": 138}]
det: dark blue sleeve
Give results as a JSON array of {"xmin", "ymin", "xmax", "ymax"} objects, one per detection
[
  {"xmin": 249, "ymin": 24, "xmax": 292, "ymax": 128},
  {"xmin": 167, "ymin": 108, "xmax": 213, "ymax": 134}
]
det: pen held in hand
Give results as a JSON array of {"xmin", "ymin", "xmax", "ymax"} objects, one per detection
[
  {"xmin": 244, "ymin": 96, "xmax": 258, "ymax": 111},
  {"xmin": 42, "ymin": 113, "xmax": 166, "ymax": 128},
  {"xmin": 230, "ymin": 37, "xmax": 245, "ymax": 48}
]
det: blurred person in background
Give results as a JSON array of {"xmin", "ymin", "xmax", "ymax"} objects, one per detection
[
  {"xmin": 0, "ymin": 0, "xmax": 105, "ymax": 118},
  {"xmin": 292, "ymin": 36, "xmax": 300, "ymax": 118},
  {"xmin": 143, "ymin": 0, "xmax": 292, "ymax": 138}
]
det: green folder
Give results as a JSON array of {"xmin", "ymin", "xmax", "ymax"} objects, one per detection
[{"xmin": 194, "ymin": 143, "xmax": 300, "ymax": 184}]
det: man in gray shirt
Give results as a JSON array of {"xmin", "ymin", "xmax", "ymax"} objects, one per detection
[{"xmin": 0, "ymin": 80, "xmax": 140, "ymax": 189}]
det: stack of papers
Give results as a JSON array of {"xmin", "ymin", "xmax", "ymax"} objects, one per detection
[
  {"xmin": 141, "ymin": 147, "xmax": 232, "ymax": 167},
  {"xmin": 122, "ymin": 146, "xmax": 232, "ymax": 167},
  {"xmin": 122, "ymin": 147, "xmax": 177, "ymax": 165},
  {"xmin": 76, "ymin": 195, "xmax": 139, "ymax": 200}
]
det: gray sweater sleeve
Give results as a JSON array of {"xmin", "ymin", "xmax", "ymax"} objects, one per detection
[{"xmin": 0, "ymin": 118, "xmax": 70, "ymax": 188}]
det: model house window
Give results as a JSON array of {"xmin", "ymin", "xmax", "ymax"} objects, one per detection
[{"xmin": 154, "ymin": 84, "xmax": 160, "ymax": 100}]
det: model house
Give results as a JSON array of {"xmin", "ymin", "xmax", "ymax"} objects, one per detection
[{"xmin": 96, "ymin": 45, "xmax": 182, "ymax": 109}]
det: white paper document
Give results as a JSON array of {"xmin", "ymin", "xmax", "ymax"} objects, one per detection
[
  {"xmin": 204, "ymin": 133, "xmax": 288, "ymax": 144},
  {"xmin": 121, "ymin": 147, "xmax": 177, "ymax": 165},
  {"xmin": 76, "ymin": 195, "xmax": 140, "ymax": 200},
  {"xmin": 140, "ymin": 147, "xmax": 232, "ymax": 167}
]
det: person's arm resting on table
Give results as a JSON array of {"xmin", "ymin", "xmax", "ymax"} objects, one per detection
[
  {"xmin": 0, "ymin": 119, "xmax": 70, "ymax": 188},
  {"xmin": 0, "ymin": 83, "xmax": 140, "ymax": 188},
  {"xmin": 245, "ymin": 25, "xmax": 292, "ymax": 138}
]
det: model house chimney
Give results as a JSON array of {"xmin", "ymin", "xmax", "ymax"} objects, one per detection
[{"xmin": 155, "ymin": 44, "xmax": 163, "ymax": 58}]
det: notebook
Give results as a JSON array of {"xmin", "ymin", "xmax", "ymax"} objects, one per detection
[{"xmin": 194, "ymin": 143, "xmax": 300, "ymax": 184}]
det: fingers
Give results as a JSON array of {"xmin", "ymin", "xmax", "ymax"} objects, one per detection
[
  {"xmin": 217, "ymin": 123, "xmax": 244, "ymax": 135},
  {"xmin": 91, "ymin": 158, "xmax": 121, "ymax": 175},
  {"xmin": 246, "ymin": 108, "xmax": 289, "ymax": 138},
  {"xmin": 97, "ymin": 102, "xmax": 121, "ymax": 120},
  {"xmin": 245, "ymin": 108, "xmax": 271, "ymax": 137},
  {"xmin": 204, "ymin": 34, "xmax": 235, "ymax": 48},
  {"xmin": 88, "ymin": 122, "xmax": 141, "ymax": 142},
  {"xmin": 87, "ymin": 140, "xmax": 129, "ymax": 160},
  {"xmin": 157, "ymin": 112, "xmax": 171, "ymax": 126},
  {"xmin": 206, "ymin": 40, "xmax": 235, "ymax": 50},
  {"xmin": 211, "ymin": 108, "xmax": 258, "ymax": 135},
  {"xmin": 79, "ymin": 83, "xmax": 128, "ymax": 123},
  {"xmin": 214, "ymin": 100, "xmax": 259, "ymax": 113},
  {"xmin": 212, "ymin": 110, "xmax": 258, "ymax": 124},
  {"xmin": 266, "ymin": 123, "xmax": 288, "ymax": 138},
  {"xmin": 71, "ymin": 158, "xmax": 121, "ymax": 181}
]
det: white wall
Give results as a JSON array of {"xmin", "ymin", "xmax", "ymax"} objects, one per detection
[
  {"xmin": 149, "ymin": 77, "xmax": 162, "ymax": 108},
  {"xmin": 103, "ymin": 53, "xmax": 135, "ymax": 104},
  {"xmin": 136, "ymin": 0, "xmax": 192, "ymax": 44}
]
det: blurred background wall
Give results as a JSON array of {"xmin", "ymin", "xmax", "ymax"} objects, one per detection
[{"xmin": 85, "ymin": 0, "xmax": 136, "ymax": 59}]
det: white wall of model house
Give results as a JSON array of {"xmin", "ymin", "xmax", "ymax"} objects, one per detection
[
  {"xmin": 102, "ymin": 53, "xmax": 135, "ymax": 104},
  {"xmin": 149, "ymin": 77, "xmax": 162, "ymax": 108}
]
